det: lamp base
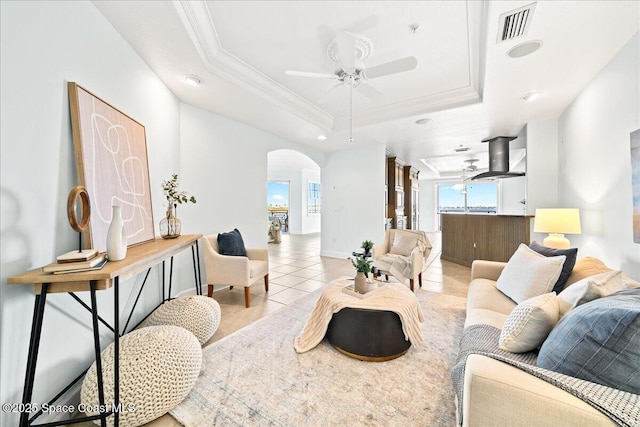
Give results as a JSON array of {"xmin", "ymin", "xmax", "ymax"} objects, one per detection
[{"xmin": 543, "ymin": 233, "xmax": 570, "ymax": 249}]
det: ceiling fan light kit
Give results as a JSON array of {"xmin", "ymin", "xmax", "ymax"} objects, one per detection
[
  {"xmin": 285, "ymin": 31, "xmax": 418, "ymax": 101},
  {"xmin": 285, "ymin": 30, "xmax": 418, "ymax": 144}
]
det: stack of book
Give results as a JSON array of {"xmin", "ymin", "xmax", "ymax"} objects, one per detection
[{"xmin": 42, "ymin": 249, "xmax": 108, "ymax": 274}]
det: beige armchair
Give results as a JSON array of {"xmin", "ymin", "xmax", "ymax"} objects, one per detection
[
  {"xmin": 372, "ymin": 229, "xmax": 432, "ymax": 291},
  {"xmin": 201, "ymin": 234, "xmax": 269, "ymax": 308}
]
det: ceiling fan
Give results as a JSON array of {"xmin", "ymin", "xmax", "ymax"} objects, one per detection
[
  {"xmin": 285, "ymin": 31, "xmax": 418, "ymax": 104},
  {"xmin": 463, "ymin": 159, "xmax": 479, "ymax": 172}
]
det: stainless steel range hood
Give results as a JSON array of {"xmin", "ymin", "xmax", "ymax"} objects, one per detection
[{"xmin": 470, "ymin": 136, "xmax": 525, "ymax": 180}]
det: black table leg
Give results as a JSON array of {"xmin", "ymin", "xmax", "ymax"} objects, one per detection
[
  {"xmin": 168, "ymin": 257, "xmax": 174, "ymax": 300},
  {"xmin": 191, "ymin": 246, "xmax": 197, "ymax": 295},
  {"xmin": 89, "ymin": 281, "xmax": 107, "ymax": 427},
  {"xmin": 114, "ymin": 277, "xmax": 119, "ymax": 427},
  {"xmin": 161, "ymin": 260, "xmax": 166, "ymax": 301},
  {"xmin": 195, "ymin": 241, "xmax": 202, "ymax": 295},
  {"xmin": 19, "ymin": 284, "xmax": 48, "ymax": 427}
]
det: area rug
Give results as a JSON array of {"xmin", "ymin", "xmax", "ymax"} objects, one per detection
[{"xmin": 171, "ymin": 287, "xmax": 467, "ymax": 426}]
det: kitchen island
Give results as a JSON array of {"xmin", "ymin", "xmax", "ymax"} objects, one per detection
[{"xmin": 440, "ymin": 213, "xmax": 533, "ymax": 267}]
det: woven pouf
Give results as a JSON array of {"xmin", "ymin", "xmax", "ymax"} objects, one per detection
[
  {"xmin": 144, "ymin": 296, "xmax": 221, "ymax": 345},
  {"xmin": 81, "ymin": 325, "xmax": 202, "ymax": 427}
]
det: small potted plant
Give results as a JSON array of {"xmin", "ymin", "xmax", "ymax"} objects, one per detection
[
  {"xmin": 350, "ymin": 252, "xmax": 375, "ymax": 294},
  {"xmin": 270, "ymin": 218, "xmax": 282, "ymax": 243},
  {"xmin": 361, "ymin": 240, "xmax": 374, "ymax": 257},
  {"xmin": 160, "ymin": 174, "xmax": 196, "ymax": 239}
]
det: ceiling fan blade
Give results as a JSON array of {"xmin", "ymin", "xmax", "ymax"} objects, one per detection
[
  {"xmin": 356, "ymin": 82, "xmax": 383, "ymax": 101},
  {"xmin": 362, "ymin": 56, "xmax": 418, "ymax": 80},
  {"xmin": 336, "ymin": 31, "xmax": 356, "ymax": 73},
  {"xmin": 317, "ymin": 83, "xmax": 343, "ymax": 104},
  {"xmin": 285, "ymin": 70, "xmax": 337, "ymax": 79},
  {"xmin": 344, "ymin": 15, "xmax": 379, "ymax": 34}
]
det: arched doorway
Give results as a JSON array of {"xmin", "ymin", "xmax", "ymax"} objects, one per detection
[{"xmin": 267, "ymin": 149, "xmax": 321, "ymax": 236}]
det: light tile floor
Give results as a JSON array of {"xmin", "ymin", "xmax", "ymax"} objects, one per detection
[{"xmin": 76, "ymin": 232, "xmax": 471, "ymax": 427}]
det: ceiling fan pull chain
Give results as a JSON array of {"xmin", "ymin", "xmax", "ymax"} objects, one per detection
[{"xmin": 349, "ymin": 80, "xmax": 353, "ymax": 143}]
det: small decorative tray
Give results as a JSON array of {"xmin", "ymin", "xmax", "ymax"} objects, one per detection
[{"xmin": 342, "ymin": 283, "xmax": 388, "ymax": 299}]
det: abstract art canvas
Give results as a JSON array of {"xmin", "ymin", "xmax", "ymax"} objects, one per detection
[
  {"xmin": 632, "ymin": 129, "xmax": 640, "ymax": 244},
  {"xmin": 68, "ymin": 82, "xmax": 155, "ymax": 252}
]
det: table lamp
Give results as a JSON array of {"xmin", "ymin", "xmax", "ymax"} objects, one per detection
[{"xmin": 533, "ymin": 208, "xmax": 581, "ymax": 249}]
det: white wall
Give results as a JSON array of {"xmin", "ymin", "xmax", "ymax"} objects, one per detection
[
  {"xmin": 556, "ymin": 32, "xmax": 640, "ymax": 277},
  {"xmin": 419, "ymin": 179, "xmax": 437, "ymax": 231},
  {"xmin": 321, "ymin": 145, "xmax": 386, "ymax": 257},
  {"xmin": 500, "ymin": 176, "xmax": 527, "ymax": 215},
  {"xmin": 0, "ymin": 1, "xmax": 181, "ymax": 424},
  {"xmin": 179, "ymin": 104, "xmax": 324, "ymax": 248},
  {"xmin": 526, "ymin": 119, "xmax": 559, "ymax": 215}
]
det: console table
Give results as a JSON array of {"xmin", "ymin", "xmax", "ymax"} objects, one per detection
[{"xmin": 7, "ymin": 234, "xmax": 203, "ymax": 427}]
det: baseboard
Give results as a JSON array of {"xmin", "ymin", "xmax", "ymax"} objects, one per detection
[
  {"xmin": 175, "ymin": 286, "xmax": 199, "ymax": 298},
  {"xmin": 319, "ymin": 250, "xmax": 350, "ymax": 259}
]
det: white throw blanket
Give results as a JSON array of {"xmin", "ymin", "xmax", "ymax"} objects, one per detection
[{"xmin": 294, "ymin": 279, "xmax": 425, "ymax": 353}]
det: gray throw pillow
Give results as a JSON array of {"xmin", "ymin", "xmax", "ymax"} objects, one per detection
[
  {"xmin": 529, "ymin": 241, "xmax": 578, "ymax": 293},
  {"xmin": 217, "ymin": 229, "xmax": 247, "ymax": 257},
  {"xmin": 537, "ymin": 288, "xmax": 640, "ymax": 394}
]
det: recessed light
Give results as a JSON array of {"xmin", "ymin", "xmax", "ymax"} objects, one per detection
[
  {"xmin": 184, "ymin": 75, "xmax": 202, "ymax": 86},
  {"xmin": 506, "ymin": 40, "xmax": 543, "ymax": 58},
  {"xmin": 415, "ymin": 118, "xmax": 432, "ymax": 125},
  {"xmin": 317, "ymin": 135, "xmax": 327, "ymax": 141},
  {"xmin": 454, "ymin": 145, "xmax": 470, "ymax": 152},
  {"xmin": 522, "ymin": 91, "xmax": 542, "ymax": 102}
]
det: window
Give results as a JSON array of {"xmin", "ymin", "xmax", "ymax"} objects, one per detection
[
  {"xmin": 466, "ymin": 182, "xmax": 498, "ymax": 213},
  {"xmin": 437, "ymin": 182, "xmax": 497, "ymax": 214},
  {"xmin": 438, "ymin": 183, "xmax": 466, "ymax": 213},
  {"xmin": 308, "ymin": 181, "xmax": 321, "ymax": 214}
]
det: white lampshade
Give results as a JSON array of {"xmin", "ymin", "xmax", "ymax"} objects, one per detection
[{"xmin": 534, "ymin": 208, "xmax": 581, "ymax": 249}]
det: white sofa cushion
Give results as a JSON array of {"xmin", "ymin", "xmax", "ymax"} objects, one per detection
[
  {"xmin": 557, "ymin": 278, "xmax": 601, "ymax": 316},
  {"xmin": 496, "ymin": 244, "xmax": 565, "ymax": 303},
  {"xmin": 499, "ymin": 292, "xmax": 559, "ymax": 353},
  {"xmin": 558, "ymin": 270, "xmax": 630, "ymax": 317}
]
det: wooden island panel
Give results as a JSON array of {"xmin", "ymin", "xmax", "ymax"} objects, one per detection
[{"xmin": 441, "ymin": 214, "xmax": 533, "ymax": 267}]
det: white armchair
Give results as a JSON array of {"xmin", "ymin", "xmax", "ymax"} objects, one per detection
[
  {"xmin": 372, "ymin": 229, "xmax": 432, "ymax": 292},
  {"xmin": 201, "ymin": 234, "xmax": 269, "ymax": 308}
]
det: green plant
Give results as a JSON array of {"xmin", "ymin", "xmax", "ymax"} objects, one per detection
[
  {"xmin": 349, "ymin": 252, "xmax": 372, "ymax": 277},
  {"xmin": 162, "ymin": 173, "xmax": 196, "ymax": 206},
  {"xmin": 361, "ymin": 240, "xmax": 374, "ymax": 252}
]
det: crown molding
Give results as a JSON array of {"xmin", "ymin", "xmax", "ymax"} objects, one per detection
[
  {"xmin": 332, "ymin": 85, "xmax": 481, "ymax": 130},
  {"xmin": 173, "ymin": 0, "xmax": 334, "ymax": 132},
  {"xmin": 173, "ymin": 0, "xmax": 484, "ymax": 135}
]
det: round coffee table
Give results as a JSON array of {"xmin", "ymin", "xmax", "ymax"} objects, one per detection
[{"xmin": 326, "ymin": 306, "xmax": 411, "ymax": 362}]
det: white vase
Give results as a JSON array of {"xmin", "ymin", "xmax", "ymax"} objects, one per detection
[
  {"xmin": 106, "ymin": 205, "xmax": 127, "ymax": 261},
  {"xmin": 354, "ymin": 271, "xmax": 377, "ymax": 294}
]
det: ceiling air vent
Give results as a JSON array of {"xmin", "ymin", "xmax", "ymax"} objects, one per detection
[{"xmin": 497, "ymin": 2, "xmax": 536, "ymax": 43}]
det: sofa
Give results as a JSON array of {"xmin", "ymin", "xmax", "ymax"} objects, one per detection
[{"xmin": 456, "ymin": 248, "xmax": 639, "ymax": 427}]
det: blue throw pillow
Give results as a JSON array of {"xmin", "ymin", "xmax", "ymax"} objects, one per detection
[
  {"xmin": 537, "ymin": 288, "xmax": 640, "ymax": 394},
  {"xmin": 529, "ymin": 241, "xmax": 578, "ymax": 293},
  {"xmin": 217, "ymin": 229, "xmax": 247, "ymax": 257}
]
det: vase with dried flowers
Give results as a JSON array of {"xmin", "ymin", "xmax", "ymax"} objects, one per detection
[{"xmin": 160, "ymin": 174, "xmax": 196, "ymax": 239}]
